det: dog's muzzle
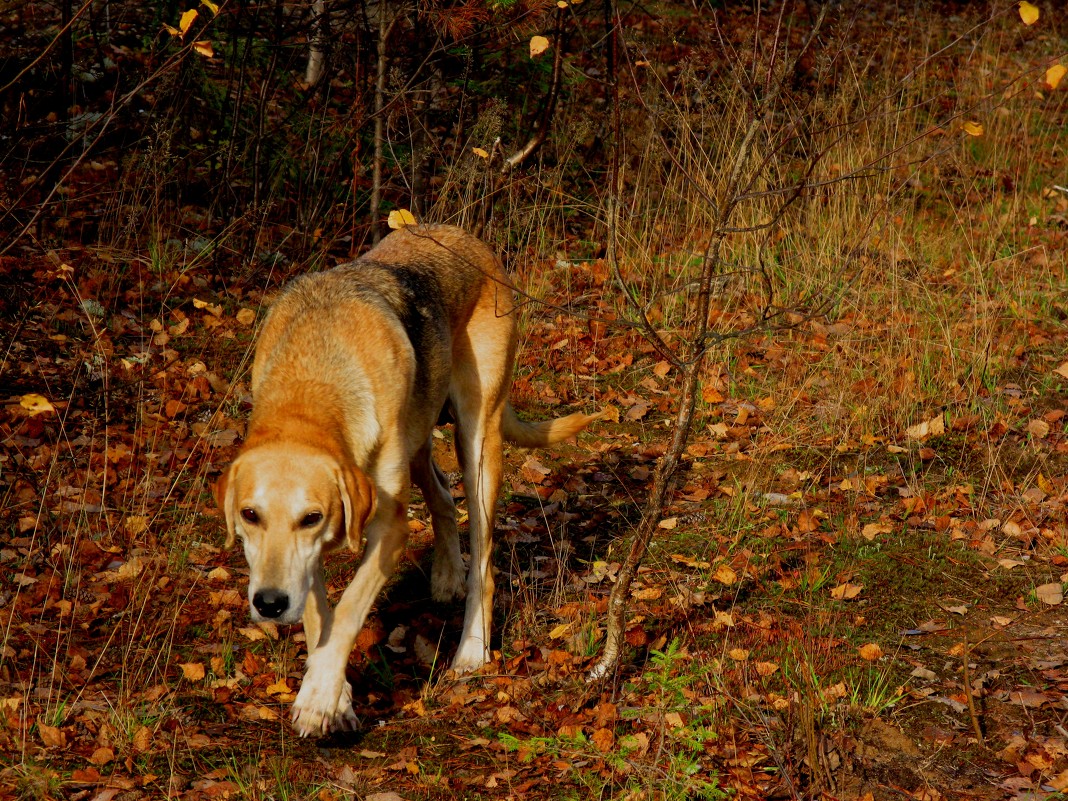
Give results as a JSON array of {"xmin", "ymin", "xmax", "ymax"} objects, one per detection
[{"xmin": 252, "ymin": 588, "xmax": 290, "ymax": 619}]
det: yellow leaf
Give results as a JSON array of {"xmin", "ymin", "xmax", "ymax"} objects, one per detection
[
  {"xmin": 20, "ymin": 394, "xmax": 55, "ymax": 415},
  {"xmin": 529, "ymin": 35, "xmax": 550, "ymax": 58},
  {"xmin": 548, "ymin": 622, "xmax": 574, "ymax": 640},
  {"xmin": 387, "ymin": 208, "xmax": 417, "ymax": 229},
  {"xmin": 657, "ymin": 517, "xmax": 677, "ymax": 530},
  {"xmin": 961, "ymin": 120, "xmax": 984, "ymax": 137},
  {"xmin": 1018, "ymin": 1, "xmax": 1039, "ymax": 25},
  {"xmin": 557, "ymin": 0, "xmax": 568, "ymax": 6},
  {"xmin": 472, "ymin": 147, "xmax": 489, "ymax": 159},
  {"xmin": 201, "ymin": 0, "xmax": 219, "ymax": 14},
  {"xmin": 728, "ymin": 648, "xmax": 749, "ymax": 662},
  {"xmin": 179, "ymin": 8, "xmax": 199, "ymax": 35},
  {"xmin": 1056, "ymin": 361, "xmax": 1068, "ymax": 380},
  {"xmin": 163, "ymin": 23, "xmax": 181, "ymax": 36},
  {"xmin": 192, "ymin": 40, "xmax": 214, "ymax": 58},
  {"xmin": 1047, "ymin": 64, "xmax": 1067, "ymax": 90},
  {"xmin": 235, "ymin": 308, "xmax": 255, "ymax": 326}
]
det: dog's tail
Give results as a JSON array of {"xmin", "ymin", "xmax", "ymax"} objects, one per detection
[{"xmin": 503, "ymin": 404, "xmax": 605, "ymax": 448}]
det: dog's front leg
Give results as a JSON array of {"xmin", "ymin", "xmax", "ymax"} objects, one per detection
[
  {"xmin": 291, "ymin": 495, "xmax": 407, "ymax": 737},
  {"xmin": 301, "ymin": 566, "xmax": 330, "ymax": 654}
]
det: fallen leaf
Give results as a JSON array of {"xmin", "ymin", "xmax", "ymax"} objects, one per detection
[
  {"xmin": 1026, "ymin": 418, "xmax": 1050, "ymax": 439},
  {"xmin": 712, "ymin": 563, "xmax": 737, "ymax": 585},
  {"xmin": 1055, "ymin": 362, "xmax": 1068, "ymax": 380},
  {"xmin": 670, "ymin": 553, "xmax": 711, "ymax": 569},
  {"xmin": 754, "ymin": 661, "xmax": 779, "ymax": 676},
  {"xmin": 236, "ymin": 308, "xmax": 256, "ymax": 326},
  {"xmin": 39, "ymin": 723, "xmax": 66, "ymax": 747},
  {"xmin": 997, "ymin": 558, "xmax": 1025, "ymax": 569},
  {"xmin": 1035, "ymin": 582, "xmax": 1063, "ymax": 606},
  {"xmin": 906, "ymin": 413, "xmax": 944, "ymax": 440},
  {"xmin": 861, "ymin": 522, "xmax": 893, "ymax": 541},
  {"xmin": 961, "ymin": 120, "xmax": 983, "ymax": 137},
  {"xmin": 20, "ymin": 393, "xmax": 55, "ymax": 415},
  {"xmin": 179, "ymin": 662, "xmax": 206, "ymax": 680},
  {"xmin": 1008, "ymin": 688, "xmax": 1048, "ymax": 707},
  {"xmin": 591, "ymin": 727, "xmax": 614, "ymax": 752},
  {"xmin": 858, "ymin": 643, "xmax": 884, "ymax": 661},
  {"xmin": 89, "ymin": 747, "xmax": 115, "ymax": 766},
  {"xmin": 1018, "ymin": 1, "xmax": 1039, "ymax": 25},
  {"xmin": 549, "ymin": 622, "xmax": 574, "ymax": 640},
  {"xmin": 657, "ymin": 517, "xmax": 677, "ymax": 530},
  {"xmin": 729, "ymin": 648, "xmax": 749, "ymax": 661},
  {"xmin": 830, "ymin": 582, "xmax": 863, "ymax": 600},
  {"xmin": 472, "ymin": 147, "xmax": 489, "ymax": 159}
]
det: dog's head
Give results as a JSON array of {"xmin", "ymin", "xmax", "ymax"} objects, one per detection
[{"xmin": 215, "ymin": 442, "xmax": 376, "ymax": 624}]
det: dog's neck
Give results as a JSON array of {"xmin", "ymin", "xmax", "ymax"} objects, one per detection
[{"xmin": 246, "ymin": 389, "xmax": 351, "ymax": 463}]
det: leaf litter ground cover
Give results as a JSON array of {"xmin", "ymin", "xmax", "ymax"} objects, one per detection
[{"xmin": 2, "ymin": 3, "xmax": 1068, "ymax": 801}]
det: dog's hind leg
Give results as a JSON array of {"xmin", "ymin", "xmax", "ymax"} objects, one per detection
[
  {"xmin": 448, "ymin": 317, "xmax": 514, "ymax": 672},
  {"xmin": 450, "ymin": 401, "xmax": 504, "ymax": 672},
  {"xmin": 411, "ymin": 438, "xmax": 465, "ymax": 603}
]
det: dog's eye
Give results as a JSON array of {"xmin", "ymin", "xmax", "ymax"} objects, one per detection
[
  {"xmin": 300, "ymin": 511, "xmax": 323, "ymax": 528},
  {"xmin": 241, "ymin": 508, "xmax": 259, "ymax": 524}
]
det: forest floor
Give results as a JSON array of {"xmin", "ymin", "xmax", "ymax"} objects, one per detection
[{"xmin": 2, "ymin": 2, "xmax": 1068, "ymax": 801}]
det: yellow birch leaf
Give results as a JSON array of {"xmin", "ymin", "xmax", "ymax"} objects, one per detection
[
  {"xmin": 201, "ymin": 0, "xmax": 220, "ymax": 14},
  {"xmin": 1018, "ymin": 2, "xmax": 1039, "ymax": 25},
  {"xmin": 387, "ymin": 208, "xmax": 417, "ymax": 229},
  {"xmin": 548, "ymin": 622, "xmax": 574, "ymax": 640},
  {"xmin": 1046, "ymin": 64, "xmax": 1067, "ymax": 90},
  {"xmin": 163, "ymin": 23, "xmax": 181, "ymax": 36},
  {"xmin": 193, "ymin": 40, "xmax": 214, "ymax": 58},
  {"xmin": 529, "ymin": 35, "xmax": 550, "ymax": 58},
  {"xmin": 961, "ymin": 120, "xmax": 984, "ymax": 137},
  {"xmin": 179, "ymin": 8, "xmax": 199, "ymax": 35},
  {"xmin": 20, "ymin": 394, "xmax": 55, "ymax": 415},
  {"xmin": 472, "ymin": 147, "xmax": 489, "ymax": 159},
  {"xmin": 235, "ymin": 308, "xmax": 255, "ymax": 326}
]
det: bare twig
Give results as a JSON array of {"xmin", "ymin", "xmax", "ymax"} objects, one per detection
[{"xmin": 588, "ymin": 2, "xmax": 830, "ymax": 683}]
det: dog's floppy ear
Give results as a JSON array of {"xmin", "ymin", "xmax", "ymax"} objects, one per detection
[
  {"xmin": 337, "ymin": 463, "xmax": 377, "ymax": 550},
  {"xmin": 215, "ymin": 462, "xmax": 238, "ymax": 549}
]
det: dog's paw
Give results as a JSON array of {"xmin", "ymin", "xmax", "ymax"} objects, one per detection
[
  {"xmin": 449, "ymin": 641, "xmax": 490, "ymax": 674},
  {"xmin": 430, "ymin": 557, "xmax": 467, "ymax": 603},
  {"xmin": 291, "ymin": 667, "xmax": 358, "ymax": 737}
]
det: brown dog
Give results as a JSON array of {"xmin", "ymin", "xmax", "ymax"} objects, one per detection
[{"xmin": 215, "ymin": 225, "xmax": 601, "ymax": 736}]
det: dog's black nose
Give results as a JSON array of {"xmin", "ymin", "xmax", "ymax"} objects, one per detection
[{"xmin": 252, "ymin": 589, "xmax": 290, "ymax": 618}]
